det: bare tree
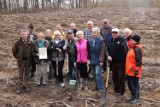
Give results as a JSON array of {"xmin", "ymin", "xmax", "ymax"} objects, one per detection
[{"xmin": 24, "ymin": 0, "xmax": 28, "ymax": 12}]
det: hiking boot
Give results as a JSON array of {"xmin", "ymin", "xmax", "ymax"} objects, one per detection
[
  {"xmin": 98, "ymin": 90, "xmax": 105, "ymax": 93},
  {"xmin": 16, "ymin": 89, "xmax": 22, "ymax": 94},
  {"xmin": 61, "ymin": 83, "xmax": 65, "ymax": 87},
  {"xmin": 120, "ymin": 93, "xmax": 126, "ymax": 99},
  {"xmin": 126, "ymin": 96, "xmax": 134, "ymax": 101},
  {"xmin": 84, "ymin": 86, "xmax": 88, "ymax": 90},
  {"xmin": 131, "ymin": 99, "xmax": 139, "ymax": 104}
]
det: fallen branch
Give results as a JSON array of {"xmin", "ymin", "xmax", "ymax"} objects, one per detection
[
  {"xmin": 87, "ymin": 100, "xmax": 96, "ymax": 107},
  {"xmin": 46, "ymin": 101, "xmax": 74, "ymax": 107},
  {"xmin": 85, "ymin": 99, "xmax": 88, "ymax": 107},
  {"xmin": 77, "ymin": 97, "xmax": 99, "ymax": 102},
  {"xmin": 140, "ymin": 97, "xmax": 160, "ymax": 104}
]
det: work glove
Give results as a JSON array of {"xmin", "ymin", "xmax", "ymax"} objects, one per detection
[
  {"xmin": 87, "ymin": 60, "xmax": 90, "ymax": 65},
  {"xmin": 56, "ymin": 48, "xmax": 62, "ymax": 52},
  {"xmin": 134, "ymin": 70, "xmax": 138, "ymax": 77},
  {"xmin": 107, "ymin": 56, "xmax": 112, "ymax": 62}
]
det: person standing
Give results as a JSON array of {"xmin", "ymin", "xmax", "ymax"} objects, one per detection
[
  {"xmin": 126, "ymin": 35, "xmax": 142, "ymax": 104},
  {"xmin": 123, "ymin": 28, "xmax": 132, "ymax": 49},
  {"xmin": 84, "ymin": 20, "xmax": 94, "ymax": 41},
  {"xmin": 32, "ymin": 32, "xmax": 49, "ymax": 86},
  {"xmin": 100, "ymin": 19, "xmax": 112, "ymax": 44},
  {"xmin": 27, "ymin": 24, "xmax": 37, "ymax": 79},
  {"xmin": 74, "ymin": 31, "xmax": 89, "ymax": 90},
  {"xmin": 100, "ymin": 19, "xmax": 112, "ymax": 72},
  {"xmin": 64, "ymin": 30, "xmax": 78, "ymax": 81},
  {"xmin": 107, "ymin": 28, "xmax": 129, "ymax": 97},
  {"xmin": 12, "ymin": 30, "xmax": 33, "ymax": 94},
  {"xmin": 52, "ymin": 24, "xmax": 66, "ymax": 40},
  {"xmin": 89, "ymin": 27, "xmax": 105, "ymax": 92},
  {"xmin": 69, "ymin": 23, "xmax": 77, "ymax": 37},
  {"xmin": 83, "ymin": 20, "xmax": 94, "ymax": 77},
  {"xmin": 45, "ymin": 29, "xmax": 54, "ymax": 81},
  {"xmin": 48, "ymin": 30, "xmax": 65, "ymax": 87}
]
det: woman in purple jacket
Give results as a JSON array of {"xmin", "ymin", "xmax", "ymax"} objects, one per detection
[{"xmin": 74, "ymin": 31, "xmax": 90, "ymax": 90}]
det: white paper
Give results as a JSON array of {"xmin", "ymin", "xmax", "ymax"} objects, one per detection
[{"xmin": 39, "ymin": 48, "xmax": 47, "ymax": 59}]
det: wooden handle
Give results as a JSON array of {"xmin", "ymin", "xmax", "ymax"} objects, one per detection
[
  {"xmin": 105, "ymin": 63, "xmax": 110, "ymax": 88},
  {"xmin": 56, "ymin": 57, "xmax": 58, "ymax": 76}
]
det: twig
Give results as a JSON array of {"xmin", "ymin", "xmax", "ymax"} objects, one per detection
[
  {"xmin": 87, "ymin": 100, "xmax": 96, "ymax": 107},
  {"xmin": 47, "ymin": 101, "xmax": 74, "ymax": 107},
  {"xmin": 77, "ymin": 97, "xmax": 99, "ymax": 102},
  {"xmin": 140, "ymin": 97, "xmax": 160, "ymax": 104},
  {"xmin": 85, "ymin": 99, "xmax": 88, "ymax": 107}
]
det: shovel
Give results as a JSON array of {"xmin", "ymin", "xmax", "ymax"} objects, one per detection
[
  {"xmin": 56, "ymin": 57, "xmax": 59, "ymax": 81},
  {"xmin": 100, "ymin": 61, "xmax": 110, "ymax": 105}
]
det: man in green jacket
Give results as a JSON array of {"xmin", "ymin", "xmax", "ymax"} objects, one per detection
[{"xmin": 12, "ymin": 30, "xmax": 33, "ymax": 94}]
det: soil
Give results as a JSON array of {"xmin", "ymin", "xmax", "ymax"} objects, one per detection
[{"xmin": 0, "ymin": 7, "xmax": 160, "ymax": 107}]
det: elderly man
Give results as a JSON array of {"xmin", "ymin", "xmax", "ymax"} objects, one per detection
[
  {"xmin": 28, "ymin": 24, "xmax": 37, "ymax": 79},
  {"xmin": 69, "ymin": 23, "xmax": 77, "ymax": 37},
  {"xmin": 100, "ymin": 19, "xmax": 112, "ymax": 72},
  {"xmin": 84, "ymin": 20, "xmax": 94, "ymax": 41},
  {"xmin": 12, "ymin": 30, "xmax": 33, "ymax": 94},
  {"xmin": 89, "ymin": 27, "xmax": 105, "ymax": 92},
  {"xmin": 64, "ymin": 30, "xmax": 78, "ymax": 81},
  {"xmin": 100, "ymin": 19, "xmax": 112, "ymax": 44},
  {"xmin": 107, "ymin": 28, "xmax": 129, "ymax": 98}
]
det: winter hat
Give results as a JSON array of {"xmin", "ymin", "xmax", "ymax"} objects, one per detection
[
  {"xmin": 67, "ymin": 30, "xmax": 74, "ymax": 34},
  {"xmin": 130, "ymin": 35, "xmax": 141, "ymax": 43}
]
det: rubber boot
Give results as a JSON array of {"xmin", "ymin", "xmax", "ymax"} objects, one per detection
[{"xmin": 78, "ymin": 78, "xmax": 84, "ymax": 90}]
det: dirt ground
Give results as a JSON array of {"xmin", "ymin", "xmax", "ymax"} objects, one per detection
[{"xmin": 0, "ymin": 7, "xmax": 160, "ymax": 107}]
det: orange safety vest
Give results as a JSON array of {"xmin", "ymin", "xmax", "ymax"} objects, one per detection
[{"xmin": 125, "ymin": 44, "xmax": 142, "ymax": 78}]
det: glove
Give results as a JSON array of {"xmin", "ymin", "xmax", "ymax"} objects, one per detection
[
  {"xmin": 56, "ymin": 48, "xmax": 62, "ymax": 52},
  {"xmin": 134, "ymin": 70, "xmax": 138, "ymax": 77},
  {"xmin": 63, "ymin": 45, "xmax": 67, "ymax": 50},
  {"xmin": 87, "ymin": 60, "xmax": 90, "ymax": 65},
  {"xmin": 100, "ymin": 62, "xmax": 103, "ymax": 67}
]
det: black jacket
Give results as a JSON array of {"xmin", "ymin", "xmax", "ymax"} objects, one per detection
[{"xmin": 107, "ymin": 36, "xmax": 129, "ymax": 63}]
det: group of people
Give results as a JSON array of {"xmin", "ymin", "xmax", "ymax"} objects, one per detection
[{"xmin": 12, "ymin": 19, "xmax": 142, "ymax": 104}]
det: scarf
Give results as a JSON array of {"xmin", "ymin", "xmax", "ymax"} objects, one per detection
[{"xmin": 37, "ymin": 39, "xmax": 45, "ymax": 48}]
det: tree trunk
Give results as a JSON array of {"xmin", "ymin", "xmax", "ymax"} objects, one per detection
[
  {"xmin": 70, "ymin": 0, "xmax": 74, "ymax": 9},
  {"xmin": 0, "ymin": 0, "xmax": 3, "ymax": 13},
  {"xmin": 35, "ymin": 0, "xmax": 39, "ymax": 11},
  {"xmin": 16, "ymin": 0, "xmax": 20, "ymax": 13},
  {"xmin": 96, "ymin": 0, "xmax": 98, "ymax": 7},
  {"xmin": 8, "ymin": 0, "xmax": 12, "ymax": 13},
  {"xmin": 24, "ymin": 0, "xmax": 28, "ymax": 12},
  {"xmin": 42, "ymin": 0, "xmax": 45, "ymax": 10},
  {"xmin": 4, "ymin": 0, "xmax": 7, "ymax": 13},
  {"xmin": 75, "ymin": 0, "xmax": 78, "ymax": 8},
  {"xmin": 57, "ymin": 0, "xmax": 61, "ymax": 10}
]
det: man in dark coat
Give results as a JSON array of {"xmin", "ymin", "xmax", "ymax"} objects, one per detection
[{"xmin": 12, "ymin": 30, "xmax": 33, "ymax": 94}]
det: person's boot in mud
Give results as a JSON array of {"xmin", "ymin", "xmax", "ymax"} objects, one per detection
[
  {"xmin": 78, "ymin": 78, "xmax": 84, "ymax": 90},
  {"xmin": 84, "ymin": 78, "xmax": 88, "ymax": 90}
]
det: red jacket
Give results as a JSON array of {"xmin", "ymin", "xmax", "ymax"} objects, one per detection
[{"xmin": 126, "ymin": 44, "xmax": 142, "ymax": 78}]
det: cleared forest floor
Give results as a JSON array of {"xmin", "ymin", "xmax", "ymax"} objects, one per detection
[{"xmin": 0, "ymin": 7, "xmax": 160, "ymax": 107}]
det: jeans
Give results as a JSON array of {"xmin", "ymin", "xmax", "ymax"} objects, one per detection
[
  {"xmin": 92, "ymin": 65, "xmax": 104, "ymax": 91},
  {"xmin": 68, "ymin": 56, "xmax": 79, "ymax": 81},
  {"xmin": 48, "ymin": 61, "xmax": 55, "ymax": 80},
  {"xmin": 36, "ymin": 61, "xmax": 47, "ymax": 85},
  {"xmin": 126, "ymin": 75, "xmax": 140, "ymax": 99},
  {"xmin": 112, "ymin": 63, "xmax": 125, "ymax": 94},
  {"xmin": 52, "ymin": 60, "xmax": 64, "ymax": 83}
]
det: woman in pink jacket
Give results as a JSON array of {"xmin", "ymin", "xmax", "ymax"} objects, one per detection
[{"xmin": 74, "ymin": 31, "xmax": 90, "ymax": 90}]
